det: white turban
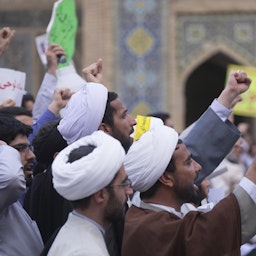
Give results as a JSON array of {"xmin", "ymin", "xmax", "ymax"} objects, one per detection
[
  {"xmin": 58, "ymin": 82, "xmax": 108, "ymax": 145},
  {"xmin": 52, "ymin": 130, "xmax": 125, "ymax": 200},
  {"xmin": 124, "ymin": 116, "xmax": 179, "ymax": 192}
]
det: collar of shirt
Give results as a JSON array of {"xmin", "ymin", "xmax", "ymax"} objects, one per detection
[
  {"xmin": 132, "ymin": 191, "xmax": 215, "ymax": 218},
  {"xmin": 72, "ymin": 210, "xmax": 105, "ymax": 236},
  {"xmin": 145, "ymin": 202, "xmax": 183, "ymax": 218}
]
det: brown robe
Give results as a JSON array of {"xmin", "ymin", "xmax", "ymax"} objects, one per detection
[{"xmin": 122, "ymin": 194, "xmax": 241, "ymax": 256}]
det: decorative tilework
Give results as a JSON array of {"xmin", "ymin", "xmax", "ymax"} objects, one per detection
[
  {"xmin": 124, "ymin": 66, "xmax": 157, "ymax": 89},
  {"xmin": 233, "ymin": 23, "xmax": 254, "ymax": 43},
  {"xmin": 126, "ymin": 27, "xmax": 155, "ymax": 57},
  {"xmin": 186, "ymin": 24, "xmax": 206, "ymax": 44},
  {"xmin": 177, "ymin": 14, "xmax": 256, "ymax": 74},
  {"xmin": 116, "ymin": 0, "xmax": 166, "ymax": 116},
  {"xmin": 124, "ymin": 0, "xmax": 156, "ymax": 17}
]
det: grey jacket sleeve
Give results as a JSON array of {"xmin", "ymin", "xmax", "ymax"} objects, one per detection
[
  {"xmin": 233, "ymin": 185, "xmax": 256, "ymax": 244},
  {"xmin": 181, "ymin": 107, "xmax": 240, "ymax": 185},
  {"xmin": 33, "ymin": 73, "xmax": 57, "ymax": 121}
]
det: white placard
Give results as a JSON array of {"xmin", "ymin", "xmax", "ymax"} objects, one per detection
[
  {"xmin": 35, "ymin": 33, "xmax": 49, "ymax": 66},
  {"xmin": 0, "ymin": 68, "xmax": 26, "ymax": 106}
]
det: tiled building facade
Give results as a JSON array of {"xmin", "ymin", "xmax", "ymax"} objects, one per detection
[{"xmin": 1, "ymin": 0, "xmax": 256, "ymax": 132}]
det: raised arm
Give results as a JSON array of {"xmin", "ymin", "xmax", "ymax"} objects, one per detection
[
  {"xmin": 182, "ymin": 70, "xmax": 251, "ymax": 185},
  {"xmin": 30, "ymin": 88, "xmax": 72, "ymax": 142},
  {"xmin": 33, "ymin": 44, "xmax": 65, "ymax": 120}
]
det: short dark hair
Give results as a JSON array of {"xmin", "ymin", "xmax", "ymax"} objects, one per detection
[
  {"xmin": 32, "ymin": 119, "xmax": 67, "ymax": 174},
  {"xmin": 101, "ymin": 91, "xmax": 118, "ymax": 127},
  {"xmin": 22, "ymin": 93, "xmax": 35, "ymax": 107},
  {"xmin": 0, "ymin": 106, "xmax": 32, "ymax": 118},
  {"xmin": 68, "ymin": 145, "xmax": 96, "ymax": 209},
  {"xmin": 147, "ymin": 112, "xmax": 171, "ymax": 124},
  {"xmin": 141, "ymin": 139, "xmax": 183, "ymax": 200},
  {"xmin": 0, "ymin": 115, "xmax": 32, "ymax": 144}
]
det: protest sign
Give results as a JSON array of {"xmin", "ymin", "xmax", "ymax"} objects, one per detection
[
  {"xmin": 0, "ymin": 68, "xmax": 26, "ymax": 106},
  {"xmin": 46, "ymin": 0, "xmax": 78, "ymax": 68},
  {"xmin": 35, "ymin": 33, "xmax": 49, "ymax": 66}
]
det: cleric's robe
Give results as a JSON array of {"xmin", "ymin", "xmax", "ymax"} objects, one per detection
[{"xmin": 122, "ymin": 194, "xmax": 241, "ymax": 256}]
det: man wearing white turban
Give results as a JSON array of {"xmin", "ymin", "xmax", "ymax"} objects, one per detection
[
  {"xmin": 57, "ymin": 82, "xmax": 109, "ymax": 145},
  {"xmin": 58, "ymin": 82, "xmax": 137, "ymax": 153},
  {"xmin": 48, "ymin": 131, "xmax": 133, "ymax": 256},
  {"xmin": 122, "ymin": 118, "xmax": 256, "ymax": 256}
]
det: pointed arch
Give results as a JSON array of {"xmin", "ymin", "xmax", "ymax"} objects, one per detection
[
  {"xmin": 178, "ymin": 44, "xmax": 253, "ymax": 126},
  {"xmin": 180, "ymin": 44, "xmax": 252, "ymax": 88}
]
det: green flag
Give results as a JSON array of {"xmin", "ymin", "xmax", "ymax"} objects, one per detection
[{"xmin": 47, "ymin": 0, "xmax": 78, "ymax": 67}]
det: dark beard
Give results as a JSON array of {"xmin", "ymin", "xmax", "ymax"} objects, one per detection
[
  {"xmin": 190, "ymin": 189, "xmax": 204, "ymax": 206},
  {"xmin": 174, "ymin": 184, "xmax": 199, "ymax": 205},
  {"xmin": 112, "ymin": 129, "xmax": 133, "ymax": 153},
  {"xmin": 104, "ymin": 188, "xmax": 126, "ymax": 223}
]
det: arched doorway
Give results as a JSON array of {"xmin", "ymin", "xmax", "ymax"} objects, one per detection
[{"xmin": 185, "ymin": 52, "xmax": 251, "ymax": 127}]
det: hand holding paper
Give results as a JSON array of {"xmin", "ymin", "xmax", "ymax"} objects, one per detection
[
  {"xmin": 0, "ymin": 99, "xmax": 16, "ymax": 108},
  {"xmin": 46, "ymin": 44, "xmax": 66, "ymax": 75}
]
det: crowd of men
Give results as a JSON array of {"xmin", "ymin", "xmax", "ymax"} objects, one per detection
[{"xmin": 1, "ymin": 26, "xmax": 256, "ymax": 256}]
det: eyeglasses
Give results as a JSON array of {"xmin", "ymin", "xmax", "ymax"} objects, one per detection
[
  {"xmin": 108, "ymin": 178, "xmax": 132, "ymax": 189},
  {"xmin": 11, "ymin": 143, "xmax": 34, "ymax": 154}
]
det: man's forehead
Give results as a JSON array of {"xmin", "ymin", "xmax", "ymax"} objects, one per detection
[
  {"xmin": 15, "ymin": 115, "xmax": 33, "ymax": 126},
  {"xmin": 9, "ymin": 134, "xmax": 29, "ymax": 145},
  {"xmin": 173, "ymin": 143, "xmax": 190, "ymax": 159},
  {"xmin": 114, "ymin": 165, "xmax": 126, "ymax": 181},
  {"xmin": 110, "ymin": 98, "xmax": 127, "ymax": 113}
]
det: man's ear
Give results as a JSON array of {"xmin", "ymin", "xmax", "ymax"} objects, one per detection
[
  {"xmin": 159, "ymin": 171, "xmax": 174, "ymax": 188},
  {"xmin": 93, "ymin": 189, "xmax": 108, "ymax": 204},
  {"xmin": 98, "ymin": 123, "xmax": 112, "ymax": 135}
]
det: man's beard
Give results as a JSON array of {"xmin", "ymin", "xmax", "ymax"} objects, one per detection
[
  {"xmin": 104, "ymin": 188, "xmax": 126, "ymax": 223},
  {"xmin": 24, "ymin": 160, "xmax": 34, "ymax": 186},
  {"xmin": 174, "ymin": 183, "xmax": 199, "ymax": 205},
  {"xmin": 190, "ymin": 189, "xmax": 204, "ymax": 206},
  {"xmin": 112, "ymin": 129, "xmax": 133, "ymax": 153}
]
